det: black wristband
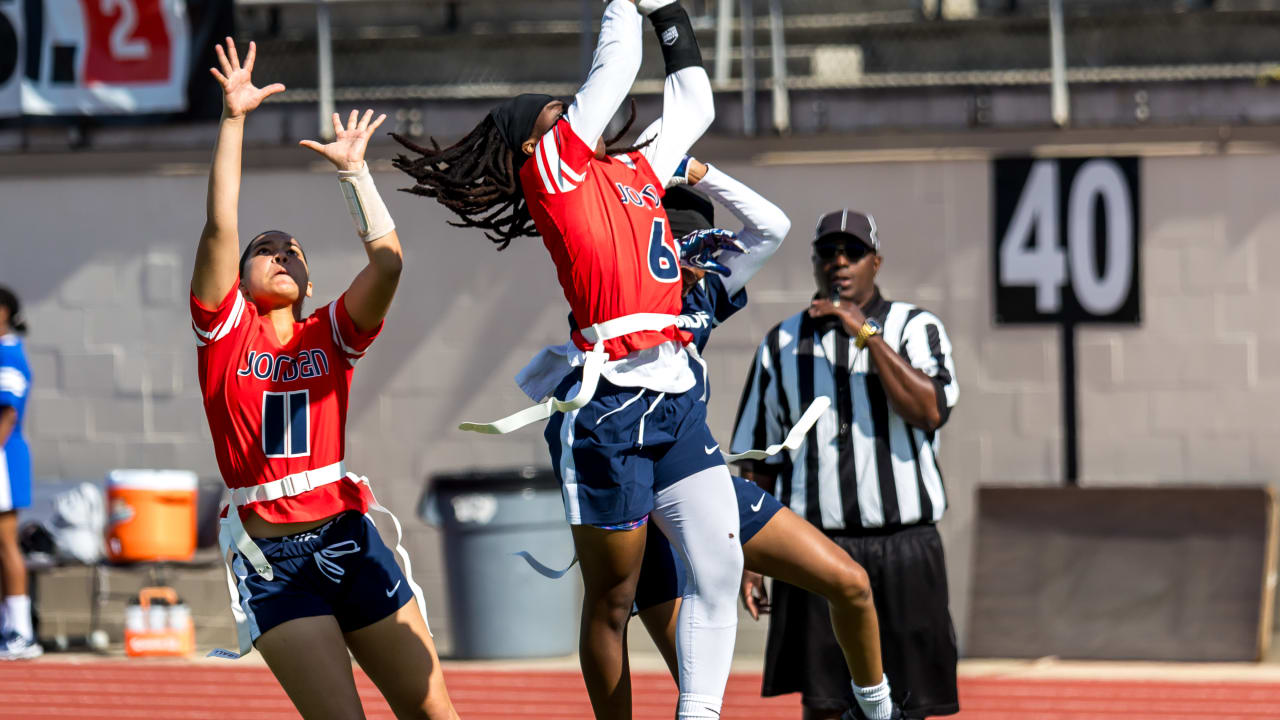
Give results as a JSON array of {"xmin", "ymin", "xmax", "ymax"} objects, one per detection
[{"xmin": 648, "ymin": 4, "xmax": 703, "ymax": 76}]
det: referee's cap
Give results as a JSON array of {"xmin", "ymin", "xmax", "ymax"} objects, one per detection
[{"xmin": 814, "ymin": 209, "xmax": 879, "ymax": 252}]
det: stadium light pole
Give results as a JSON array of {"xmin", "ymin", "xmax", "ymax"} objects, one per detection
[
  {"xmin": 767, "ymin": 0, "xmax": 789, "ymax": 134},
  {"xmin": 715, "ymin": 0, "xmax": 733, "ymax": 87},
  {"xmin": 739, "ymin": 0, "xmax": 756, "ymax": 136},
  {"xmin": 580, "ymin": 0, "xmax": 593, "ymax": 76},
  {"xmin": 316, "ymin": 0, "xmax": 335, "ymax": 140},
  {"xmin": 1049, "ymin": 0, "xmax": 1069, "ymax": 127}
]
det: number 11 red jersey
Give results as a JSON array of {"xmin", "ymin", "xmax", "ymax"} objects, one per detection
[
  {"xmin": 191, "ymin": 283, "xmax": 381, "ymax": 524},
  {"xmin": 520, "ymin": 118, "xmax": 693, "ymax": 360}
]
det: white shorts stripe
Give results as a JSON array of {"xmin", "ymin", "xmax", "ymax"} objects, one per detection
[
  {"xmin": 559, "ymin": 385, "xmax": 583, "ymax": 525},
  {"xmin": 231, "ymin": 554, "xmax": 263, "ymax": 644},
  {"xmin": 0, "ymin": 448, "xmax": 12, "ymax": 512}
]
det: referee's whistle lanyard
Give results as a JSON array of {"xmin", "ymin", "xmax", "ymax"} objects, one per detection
[{"xmin": 211, "ymin": 467, "xmax": 430, "ymax": 660}]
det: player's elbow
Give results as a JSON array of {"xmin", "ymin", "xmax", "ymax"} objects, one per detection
[
  {"xmin": 373, "ymin": 245, "xmax": 404, "ymax": 279},
  {"xmin": 761, "ymin": 206, "xmax": 791, "ymax": 245},
  {"xmin": 916, "ymin": 405, "xmax": 942, "ymax": 433}
]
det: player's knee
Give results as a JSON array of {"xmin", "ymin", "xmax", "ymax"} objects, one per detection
[
  {"xmin": 828, "ymin": 559, "xmax": 873, "ymax": 610},
  {"xmin": 688, "ymin": 544, "xmax": 743, "ymax": 616},
  {"xmin": 587, "ymin": 585, "xmax": 637, "ymax": 632}
]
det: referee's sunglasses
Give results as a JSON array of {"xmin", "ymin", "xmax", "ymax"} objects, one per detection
[{"xmin": 813, "ymin": 236, "xmax": 874, "ymax": 262}]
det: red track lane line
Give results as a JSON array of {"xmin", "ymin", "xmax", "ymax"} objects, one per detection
[
  {"xmin": 958, "ymin": 688, "xmax": 1280, "ymax": 704},
  {"xmin": 955, "ymin": 714, "xmax": 1272, "ymax": 720},
  {"xmin": 960, "ymin": 680, "xmax": 1280, "ymax": 697},
  {"xmin": 0, "ymin": 683, "xmax": 298, "ymax": 700},
  {"xmin": 1, "ymin": 686, "xmax": 294, "ymax": 702},
  {"xmin": 957, "ymin": 697, "xmax": 1280, "ymax": 715}
]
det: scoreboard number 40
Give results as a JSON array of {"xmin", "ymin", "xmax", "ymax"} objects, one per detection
[{"xmin": 993, "ymin": 157, "xmax": 1141, "ymax": 325}]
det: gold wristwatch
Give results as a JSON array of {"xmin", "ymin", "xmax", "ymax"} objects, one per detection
[{"xmin": 855, "ymin": 318, "xmax": 882, "ymax": 349}]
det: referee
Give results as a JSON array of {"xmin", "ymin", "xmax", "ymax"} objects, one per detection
[{"xmin": 730, "ymin": 209, "xmax": 959, "ymax": 720}]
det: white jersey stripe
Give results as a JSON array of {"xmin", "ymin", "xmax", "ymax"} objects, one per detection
[
  {"xmin": 812, "ymin": 333, "xmax": 844, "ymax": 529},
  {"xmin": 535, "ymin": 141, "xmax": 558, "ymax": 195},
  {"xmin": 194, "ymin": 291, "xmax": 245, "ymax": 345},
  {"xmin": 0, "ymin": 367, "xmax": 28, "ymax": 398}
]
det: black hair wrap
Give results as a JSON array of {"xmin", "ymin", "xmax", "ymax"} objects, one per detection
[{"xmin": 489, "ymin": 93, "xmax": 555, "ymax": 169}]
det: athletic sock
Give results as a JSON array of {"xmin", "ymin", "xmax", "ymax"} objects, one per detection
[
  {"xmin": 853, "ymin": 674, "xmax": 893, "ymax": 720},
  {"xmin": 4, "ymin": 595, "xmax": 32, "ymax": 641},
  {"xmin": 677, "ymin": 692, "xmax": 723, "ymax": 719}
]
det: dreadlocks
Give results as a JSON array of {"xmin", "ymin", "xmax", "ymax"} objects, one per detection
[
  {"xmin": 392, "ymin": 116, "xmax": 533, "ymax": 250},
  {"xmin": 393, "ymin": 99, "xmax": 654, "ymax": 252}
]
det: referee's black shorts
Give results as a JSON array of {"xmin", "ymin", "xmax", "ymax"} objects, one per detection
[{"xmin": 761, "ymin": 523, "xmax": 959, "ymax": 719}]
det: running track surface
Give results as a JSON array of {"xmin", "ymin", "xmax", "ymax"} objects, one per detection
[{"xmin": 3, "ymin": 661, "xmax": 1280, "ymax": 719}]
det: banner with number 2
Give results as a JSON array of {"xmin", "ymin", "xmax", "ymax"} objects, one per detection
[{"xmin": 0, "ymin": 0, "xmax": 189, "ymax": 117}]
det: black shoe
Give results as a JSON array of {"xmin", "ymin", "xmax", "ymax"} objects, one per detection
[{"xmin": 841, "ymin": 703, "xmax": 905, "ymax": 720}]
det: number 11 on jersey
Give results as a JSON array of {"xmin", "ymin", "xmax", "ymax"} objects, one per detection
[{"xmin": 263, "ymin": 390, "xmax": 310, "ymax": 458}]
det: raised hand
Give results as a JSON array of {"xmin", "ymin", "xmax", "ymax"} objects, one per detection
[
  {"xmin": 677, "ymin": 227, "xmax": 747, "ymax": 276},
  {"xmin": 210, "ymin": 37, "xmax": 284, "ymax": 119},
  {"xmin": 299, "ymin": 109, "xmax": 387, "ymax": 172}
]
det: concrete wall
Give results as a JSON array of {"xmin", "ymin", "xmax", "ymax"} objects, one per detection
[{"xmin": 1, "ymin": 145, "xmax": 1273, "ymax": 655}]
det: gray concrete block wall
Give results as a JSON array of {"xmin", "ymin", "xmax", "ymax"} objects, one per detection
[{"xmin": 2, "ymin": 148, "xmax": 1274, "ymax": 658}]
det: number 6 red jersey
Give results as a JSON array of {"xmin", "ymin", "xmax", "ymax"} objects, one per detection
[
  {"xmin": 521, "ymin": 117, "xmax": 693, "ymax": 360},
  {"xmin": 191, "ymin": 283, "xmax": 380, "ymax": 524}
]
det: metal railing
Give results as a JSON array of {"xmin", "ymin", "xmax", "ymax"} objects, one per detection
[{"xmin": 234, "ymin": 0, "xmax": 1280, "ymax": 138}]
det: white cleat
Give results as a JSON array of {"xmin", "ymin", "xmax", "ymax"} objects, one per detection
[{"xmin": 0, "ymin": 632, "xmax": 44, "ymax": 660}]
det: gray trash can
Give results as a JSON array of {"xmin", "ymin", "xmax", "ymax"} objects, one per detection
[{"xmin": 418, "ymin": 467, "xmax": 580, "ymax": 658}]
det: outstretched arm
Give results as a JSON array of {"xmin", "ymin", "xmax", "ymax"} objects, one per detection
[
  {"xmin": 563, "ymin": 0, "xmax": 644, "ymax": 147},
  {"xmin": 192, "ymin": 38, "xmax": 285, "ymax": 307},
  {"xmin": 300, "ymin": 110, "xmax": 402, "ymax": 333}
]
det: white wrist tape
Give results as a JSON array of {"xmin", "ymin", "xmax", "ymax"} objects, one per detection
[{"xmin": 337, "ymin": 162, "xmax": 395, "ymax": 243}]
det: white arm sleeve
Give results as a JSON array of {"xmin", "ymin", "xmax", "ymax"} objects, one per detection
[
  {"xmin": 636, "ymin": 67, "xmax": 715, "ymax": 185},
  {"xmin": 564, "ymin": 0, "xmax": 643, "ymax": 150},
  {"xmin": 695, "ymin": 164, "xmax": 791, "ymax": 296}
]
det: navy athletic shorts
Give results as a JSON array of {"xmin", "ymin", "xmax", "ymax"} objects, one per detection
[
  {"xmin": 544, "ymin": 371, "xmax": 725, "ymax": 527},
  {"xmin": 633, "ymin": 475, "xmax": 785, "ymax": 613},
  {"xmin": 231, "ymin": 511, "xmax": 415, "ymax": 645}
]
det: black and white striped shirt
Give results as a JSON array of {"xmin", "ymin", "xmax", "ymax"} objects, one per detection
[{"xmin": 730, "ymin": 292, "xmax": 959, "ymax": 531}]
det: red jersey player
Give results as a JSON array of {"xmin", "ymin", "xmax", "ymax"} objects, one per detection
[
  {"xmin": 192, "ymin": 38, "xmax": 457, "ymax": 720},
  {"xmin": 394, "ymin": 3, "xmax": 744, "ymax": 719}
]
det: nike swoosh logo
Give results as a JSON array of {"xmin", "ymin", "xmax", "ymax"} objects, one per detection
[
  {"xmin": 751, "ymin": 494, "xmax": 766, "ymax": 512},
  {"xmin": 704, "ymin": 444, "xmax": 720, "ymax": 455},
  {"xmin": 386, "ymin": 580, "xmax": 401, "ymax": 598}
]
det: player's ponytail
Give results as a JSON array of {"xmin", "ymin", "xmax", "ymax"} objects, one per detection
[{"xmin": 392, "ymin": 117, "xmax": 537, "ymax": 251}]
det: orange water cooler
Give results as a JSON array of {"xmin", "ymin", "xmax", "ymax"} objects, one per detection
[{"xmin": 105, "ymin": 469, "xmax": 198, "ymax": 563}]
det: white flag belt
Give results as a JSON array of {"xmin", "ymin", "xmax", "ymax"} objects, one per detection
[
  {"xmin": 458, "ymin": 313, "xmax": 680, "ymax": 435},
  {"xmin": 211, "ymin": 471, "xmax": 430, "ymax": 659},
  {"xmin": 720, "ymin": 396, "xmax": 831, "ymax": 463}
]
